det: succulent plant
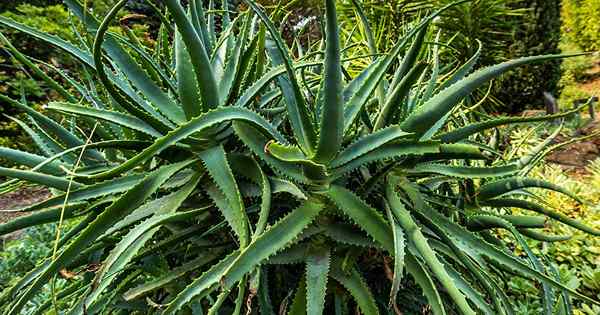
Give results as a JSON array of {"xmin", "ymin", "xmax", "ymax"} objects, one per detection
[{"xmin": 0, "ymin": 0, "xmax": 598, "ymax": 314}]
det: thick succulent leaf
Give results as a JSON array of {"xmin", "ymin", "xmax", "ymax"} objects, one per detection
[
  {"xmin": 436, "ymin": 40, "xmax": 482, "ymax": 92},
  {"xmin": 219, "ymin": 200, "xmax": 324, "ymax": 289},
  {"xmin": 401, "ymin": 54, "xmax": 583, "ymax": 137},
  {"xmin": 219, "ymin": 13, "xmax": 251, "ymax": 106},
  {"xmin": 374, "ymin": 61, "xmax": 428, "ymax": 130},
  {"xmin": 7, "ymin": 161, "xmax": 193, "ymax": 314},
  {"xmin": 305, "ymin": 247, "xmax": 331, "ymax": 315},
  {"xmin": 88, "ymin": 107, "xmax": 284, "ymax": 179},
  {"xmin": 481, "ymin": 198, "xmax": 600, "ymax": 236},
  {"xmin": 326, "ymin": 185, "xmax": 393, "ymax": 252},
  {"xmin": 477, "ymin": 177, "xmax": 583, "ymax": 203},
  {"xmin": 342, "ymin": 0, "xmax": 466, "ymax": 131},
  {"xmin": 5, "ymin": 173, "xmax": 144, "ymax": 212},
  {"xmin": 0, "ymin": 203, "xmax": 86, "ymax": 237},
  {"xmin": 47, "ymin": 102, "xmax": 162, "ymax": 137},
  {"xmin": 413, "ymin": 196, "xmax": 600, "ymax": 304},
  {"xmin": 331, "ymin": 141, "xmax": 441, "ymax": 178},
  {"xmin": 409, "ymin": 163, "xmax": 519, "ymax": 178},
  {"xmin": 349, "ymin": 0, "xmax": 384, "ymax": 106},
  {"xmin": 190, "ymin": 0, "xmax": 212, "ymax": 53},
  {"xmin": 163, "ymin": 200, "xmax": 323, "ymax": 313},
  {"xmin": 5, "ymin": 115, "xmax": 73, "ymax": 163},
  {"xmin": 0, "ymin": 95, "xmax": 104, "ymax": 162},
  {"xmin": 404, "ymin": 252, "xmax": 446, "ymax": 315},
  {"xmin": 388, "ymin": 177, "xmax": 475, "ymax": 315},
  {"xmin": 124, "ymin": 250, "xmax": 222, "ymax": 301},
  {"xmin": 314, "ymin": 0, "xmax": 343, "ymax": 163},
  {"xmin": 175, "ymin": 29, "xmax": 203, "ymax": 119},
  {"xmin": 331, "ymin": 125, "xmax": 413, "ymax": 168},
  {"xmin": 200, "ymin": 145, "xmax": 250, "ymax": 247},
  {"xmin": 0, "ymin": 167, "xmax": 83, "ymax": 191},
  {"xmin": 388, "ymin": 26, "xmax": 428, "ymax": 97},
  {"xmin": 66, "ymin": 0, "xmax": 185, "ymax": 124},
  {"xmin": 384, "ymin": 204, "xmax": 405, "ymax": 308},
  {"xmin": 289, "ymin": 276, "xmax": 307, "ymax": 315},
  {"xmin": 0, "ymin": 147, "xmax": 64, "ymax": 175},
  {"xmin": 247, "ymin": 0, "xmax": 317, "ymax": 154},
  {"xmin": 86, "ymin": 198, "xmax": 205, "ymax": 312},
  {"xmin": 0, "ymin": 15, "xmax": 94, "ymax": 66},
  {"xmin": 0, "ymin": 32, "xmax": 76, "ymax": 102},
  {"xmin": 438, "ymin": 106, "xmax": 585, "ymax": 143},
  {"xmin": 467, "ymin": 215, "xmax": 555, "ymax": 315},
  {"xmin": 330, "ymin": 259, "xmax": 379, "ymax": 315}
]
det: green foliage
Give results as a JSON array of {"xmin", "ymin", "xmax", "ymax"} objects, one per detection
[
  {"xmin": 0, "ymin": 1, "xmax": 598, "ymax": 314},
  {"xmin": 562, "ymin": 0, "xmax": 600, "ymax": 52}
]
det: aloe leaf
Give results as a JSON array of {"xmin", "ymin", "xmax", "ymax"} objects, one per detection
[
  {"xmin": 219, "ymin": 12, "xmax": 251, "ymax": 106},
  {"xmin": 200, "ymin": 145, "xmax": 250, "ymax": 247},
  {"xmin": 8, "ymin": 160, "xmax": 194, "ymax": 314},
  {"xmin": 305, "ymin": 247, "xmax": 330, "ymax": 315},
  {"xmin": 0, "ymin": 94, "xmax": 104, "ymax": 162},
  {"xmin": 384, "ymin": 203, "xmax": 405, "ymax": 309},
  {"xmin": 373, "ymin": 61, "xmax": 428, "ymax": 130},
  {"xmin": 0, "ymin": 167, "xmax": 83, "ymax": 191},
  {"xmin": 289, "ymin": 276, "xmax": 307, "ymax": 315},
  {"xmin": 67, "ymin": 0, "xmax": 186, "ymax": 124},
  {"xmin": 326, "ymin": 185, "xmax": 393, "ymax": 252},
  {"xmin": 331, "ymin": 125, "xmax": 413, "ymax": 168},
  {"xmin": 436, "ymin": 39, "xmax": 482, "ymax": 92},
  {"xmin": 438, "ymin": 106, "xmax": 586, "ymax": 143},
  {"xmin": 405, "ymin": 252, "xmax": 446, "ymax": 315},
  {"xmin": 0, "ymin": 32, "xmax": 76, "ymax": 103},
  {"xmin": 401, "ymin": 53, "xmax": 584, "ymax": 137},
  {"xmin": 413, "ymin": 197, "xmax": 599, "ymax": 304},
  {"xmin": 420, "ymin": 30, "xmax": 442, "ymax": 104},
  {"xmin": 481, "ymin": 198, "xmax": 600, "ymax": 236},
  {"xmin": 123, "ymin": 250, "xmax": 222, "ymax": 301},
  {"xmin": 0, "ymin": 15, "xmax": 94, "ymax": 66},
  {"xmin": 313, "ymin": 0, "xmax": 343, "ymax": 164},
  {"xmin": 4, "ymin": 115, "xmax": 73, "ymax": 163},
  {"xmin": 388, "ymin": 176, "xmax": 475, "ymax": 315},
  {"xmin": 342, "ymin": 0, "xmax": 465, "ymax": 132},
  {"xmin": 409, "ymin": 163, "xmax": 519, "ymax": 178},
  {"xmin": 0, "ymin": 203, "xmax": 85, "ymax": 237},
  {"xmin": 190, "ymin": 0, "xmax": 212, "ymax": 53},
  {"xmin": 9, "ymin": 174, "xmax": 143, "ymax": 213},
  {"xmin": 388, "ymin": 26, "xmax": 428, "ymax": 97},
  {"xmin": 518, "ymin": 229, "xmax": 572, "ymax": 242},
  {"xmin": 477, "ymin": 177, "xmax": 583, "ymax": 204},
  {"xmin": 349, "ymin": 0, "xmax": 383, "ymax": 106},
  {"xmin": 175, "ymin": 29, "xmax": 203, "ymax": 119},
  {"xmin": 88, "ymin": 107, "xmax": 284, "ymax": 180},
  {"xmin": 85, "ymin": 184, "xmax": 204, "ymax": 312},
  {"xmin": 47, "ymin": 102, "xmax": 162, "ymax": 137},
  {"xmin": 443, "ymin": 260, "xmax": 495, "ymax": 315},
  {"xmin": 330, "ymin": 259, "xmax": 379, "ymax": 315},
  {"xmin": 246, "ymin": 0, "xmax": 317, "ymax": 155},
  {"xmin": 164, "ymin": 200, "xmax": 323, "ymax": 313},
  {"xmin": 0, "ymin": 147, "xmax": 64, "ymax": 175},
  {"xmin": 232, "ymin": 122, "xmax": 309, "ymax": 183},
  {"xmin": 219, "ymin": 200, "xmax": 324, "ymax": 289},
  {"xmin": 468, "ymin": 215, "xmax": 554, "ymax": 314}
]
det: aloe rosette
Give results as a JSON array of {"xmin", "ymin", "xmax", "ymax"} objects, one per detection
[{"xmin": 0, "ymin": 0, "xmax": 598, "ymax": 314}]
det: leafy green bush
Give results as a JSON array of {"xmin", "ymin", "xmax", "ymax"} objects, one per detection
[
  {"xmin": 562, "ymin": 0, "xmax": 600, "ymax": 52},
  {"xmin": 0, "ymin": 0, "xmax": 598, "ymax": 314}
]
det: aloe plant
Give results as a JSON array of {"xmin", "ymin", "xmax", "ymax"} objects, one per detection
[{"xmin": 0, "ymin": 1, "xmax": 598, "ymax": 314}]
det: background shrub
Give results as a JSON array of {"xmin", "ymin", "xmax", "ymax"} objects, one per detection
[{"xmin": 562, "ymin": 0, "xmax": 600, "ymax": 52}]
